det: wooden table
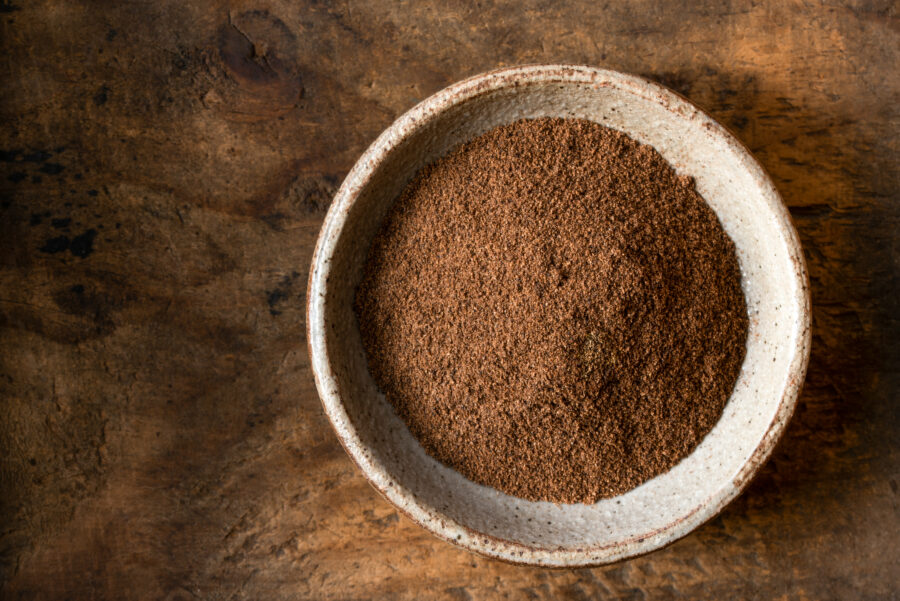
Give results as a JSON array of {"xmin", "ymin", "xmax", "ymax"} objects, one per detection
[{"xmin": 2, "ymin": 1, "xmax": 897, "ymax": 599}]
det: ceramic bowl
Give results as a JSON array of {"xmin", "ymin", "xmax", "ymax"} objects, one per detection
[{"xmin": 306, "ymin": 65, "xmax": 811, "ymax": 567}]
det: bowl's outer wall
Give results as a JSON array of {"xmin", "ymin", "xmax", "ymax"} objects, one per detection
[{"xmin": 307, "ymin": 65, "xmax": 811, "ymax": 567}]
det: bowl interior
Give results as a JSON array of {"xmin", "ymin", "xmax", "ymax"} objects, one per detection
[{"xmin": 309, "ymin": 68, "xmax": 808, "ymax": 565}]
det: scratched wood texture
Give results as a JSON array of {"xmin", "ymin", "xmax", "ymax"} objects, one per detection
[{"xmin": 1, "ymin": 1, "xmax": 898, "ymax": 599}]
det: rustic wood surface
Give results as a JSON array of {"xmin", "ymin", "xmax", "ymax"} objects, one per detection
[{"xmin": 1, "ymin": 1, "xmax": 898, "ymax": 599}]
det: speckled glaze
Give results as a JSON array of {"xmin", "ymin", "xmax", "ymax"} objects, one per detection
[{"xmin": 306, "ymin": 65, "xmax": 811, "ymax": 567}]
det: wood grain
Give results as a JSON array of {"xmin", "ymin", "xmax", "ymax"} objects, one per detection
[{"xmin": 1, "ymin": 1, "xmax": 897, "ymax": 599}]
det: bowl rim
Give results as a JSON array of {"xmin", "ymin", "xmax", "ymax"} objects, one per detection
[{"xmin": 306, "ymin": 64, "xmax": 812, "ymax": 567}]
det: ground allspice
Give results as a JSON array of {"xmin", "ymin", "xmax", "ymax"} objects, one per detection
[{"xmin": 355, "ymin": 117, "xmax": 749, "ymax": 504}]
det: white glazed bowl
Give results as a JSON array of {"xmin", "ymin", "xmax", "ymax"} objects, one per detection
[{"xmin": 307, "ymin": 65, "xmax": 811, "ymax": 567}]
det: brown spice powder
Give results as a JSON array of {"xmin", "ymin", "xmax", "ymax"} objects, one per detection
[{"xmin": 355, "ymin": 117, "xmax": 749, "ymax": 504}]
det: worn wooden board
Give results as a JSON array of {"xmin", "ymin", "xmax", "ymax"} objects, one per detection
[{"xmin": 1, "ymin": 1, "xmax": 898, "ymax": 599}]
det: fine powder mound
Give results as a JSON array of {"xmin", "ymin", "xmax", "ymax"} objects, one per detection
[{"xmin": 355, "ymin": 117, "xmax": 749, "ymax": 504}]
